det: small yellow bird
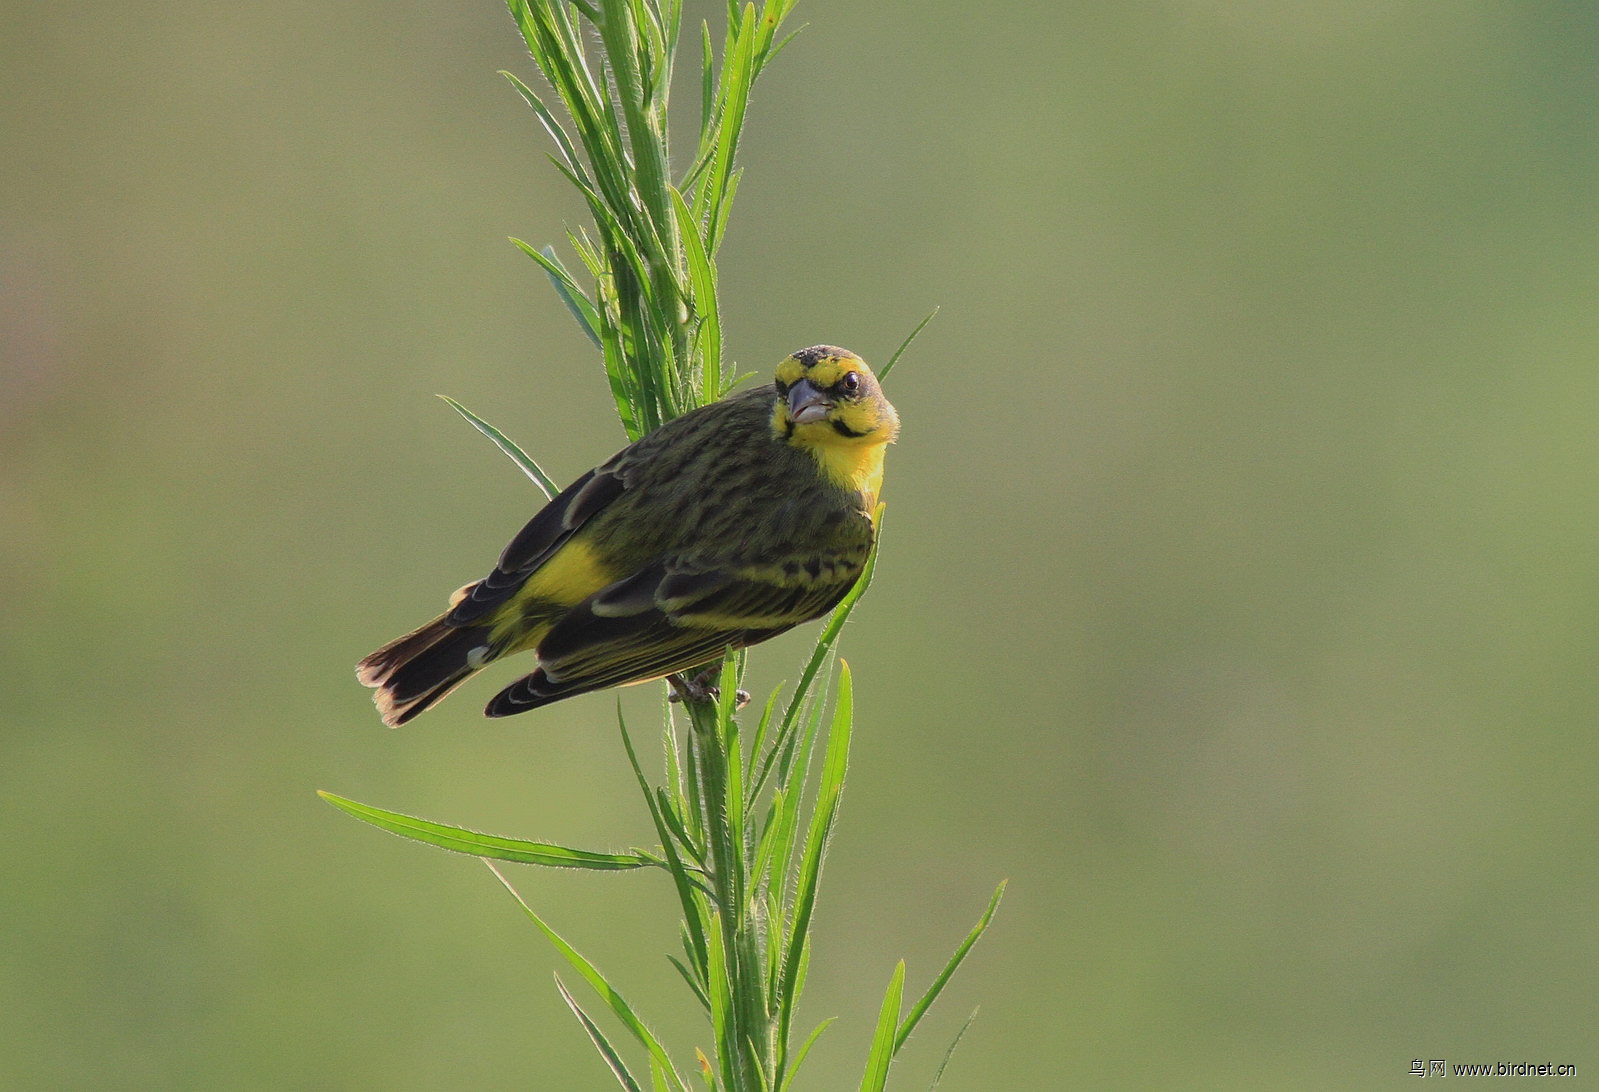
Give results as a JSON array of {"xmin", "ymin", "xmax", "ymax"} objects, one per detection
[{"xmin": 358, "ymin": 346, "xmax": 898, "ymax": 725}]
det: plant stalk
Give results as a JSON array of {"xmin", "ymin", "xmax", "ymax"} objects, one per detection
[{"xmin": 679, "ymin": 684, "xmax": 774, "ymax": 1091}]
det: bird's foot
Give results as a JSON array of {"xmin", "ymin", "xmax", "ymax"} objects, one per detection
[{"xmin": 668, "ymin": 668, "xmax": 750, "ymax": 710}]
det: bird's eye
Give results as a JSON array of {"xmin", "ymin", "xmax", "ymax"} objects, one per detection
[{"xmin": 839, "ymin": 371, "xmax": 862, "ymax": 396}]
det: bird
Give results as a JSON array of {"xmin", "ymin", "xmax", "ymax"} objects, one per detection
[{"xmin": 357, "ymin": 345, "xmax": 899, "ymax": 726}]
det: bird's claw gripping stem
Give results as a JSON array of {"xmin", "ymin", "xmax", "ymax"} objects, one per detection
[{"xmin": 668, "ymin": 668, "xmax": 751, "ymax": 710}]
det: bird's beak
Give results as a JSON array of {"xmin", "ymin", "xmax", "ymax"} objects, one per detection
[{"xmin": 787, "ymin": 379, "xmax": 832, "ymax": 425}]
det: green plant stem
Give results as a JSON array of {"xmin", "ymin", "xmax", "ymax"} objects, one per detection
[{"xmin": 680, "ymin": 687, "xmax": 774, "ymax": 1090}]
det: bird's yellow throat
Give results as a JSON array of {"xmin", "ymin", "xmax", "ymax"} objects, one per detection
[{"xmin": 793, "ymin": 429, "xmax": 889, "ymax": 502}]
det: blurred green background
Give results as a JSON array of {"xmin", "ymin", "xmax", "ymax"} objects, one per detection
[{"xmin": 5, "ymin": 2, "xmax": 1597, "ymax": 1088}]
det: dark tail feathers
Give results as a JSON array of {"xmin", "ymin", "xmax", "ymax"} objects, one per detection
[{"xmin": 356, "ymin": 614, "xmax": 498, "ymax": 727}]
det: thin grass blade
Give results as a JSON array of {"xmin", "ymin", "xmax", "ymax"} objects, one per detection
[
  {"xmin": 619, "ymin": 708, "xmax": 711, "ymax": 975},
  {"xmin": 438, "ymin": 394, "xmax": 561, "ymax": 499},
  {"xmin": 667, "ymin": 954, "xmax": 711, "ymax": 1012},
  {"xmin": 704, "ymin": 5, "xmax": 755, "ymax": 251},
  {"xmin": 710, "ymin": 165, "xmax": 742, "ymax": 253},
  {"xmin": 501, "ymin": 69, "xmax": 588, "ymax": 183},
  {"xmin": 715, "ymin": 652, "xmax": 745, "ymax": 867},
  {"xmin": 555, "ymin": 975, "xmax": 646, "ymax": 1092},
  {"xmin": 485, "ymin": 861, "xmax": 689, "ymax": 1092},
  {"xmin": 745, "ymin": 683, "xmax": 782, "ymax": 777},
  {"xmin": 877, "ymin": 306, "xmax": 937, "ymax": 381},
  {"xmin": 654, "ymin": 786, "xmax": 707, "ymax": 866},
  {"xmin": 894, "ymin": 880, "xmax": 1006, "ymax": 1052},
  {"xmin": 777, "ymin": 1016, "xmax": 835, "ymax": 1092},
  {"xmin": 858, "ymin": 960, "xmax": 905, "ymax": 1092},
  {"xmin": 749, "ymin": 785, "xmax": 793, "ymax": 895},
  {"xmin": 776, "ymin": 661, "xmax": 852, "ymax": 1044},
  {"xmin": 767, "ymin": 24, "xmax": 805, "ymax": 64},
  {"xmin": 509, "ymin": 237, "xmax": 603, "ymax": 349},
  {"xmin": 704, "ymin": 910, "xmax": 739, "ymax": 1092},
  {"xmin": 927, "ymin": 1009, "xmax": 980, "ymax": 1092},
  {"xmin": 769, "ymin": 649, "xmax": 832, "ymax": 801},
  {"xmin": 318, "ymin": 791, "xmax": 648, "ymax": 869},
  {"xmin": 670, "ymin": 186, "xmax": 722, "ymax": 401},
  {"xmin": 698, "ymin": 19, "xmax": 714, "ymax": 142}
]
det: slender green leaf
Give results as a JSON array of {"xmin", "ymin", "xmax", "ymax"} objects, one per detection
[
  {"xmin": 596, "ymin": 297, "xmax": 645, "ymax": 441},
  {"xmin": 619, "ymin": 708, "xmax": 710, "ymax": 975},
  {"xmin": 318, "ymin": 791, "xmax": 647, "ymax": 870},
  {"xmin": 438, "ymin": 394, "xmax": 561, "ymax": 500},
  {"xmin": 676, "ymin": 697, "xmax": 707, "ymax": 846},
  {"xmin": 895, "ymin": 880, "xmax": 1006, "ymax": 1052},
  {"xmin": 878, "ymin": 306, "xmax": 937, "ymax": 381},
  {"xmin": 595, "ymin": 0, "xmax": 675, "ymax": 261},
  {"xmin": 815, "ymin": 660, "xmax": 854, "ymax": 817},
  {"xmin": 777, "ymin": 661, "xmax": 853, "ymax": 1046},
  {"xmin": 770, "ymin": 650, "xmax": 832, "ymax": 803},
  {"xmin": 698, "ymin": 19, "xmax": 715, "ymax": 143},
  {"xmin": 791, "ymin": 934, "xmax": 811, "ymax": 1027},
  {"xmin": 750, "ymin": 785, "xmax": 793, "ymax": 895},
  {"xmin": 710, "ymin": 165, "xmax": 743, "ymax": 254},
  {"xmin": 744, "ymin": 681, "xmax": 783, "ymax": 782},
  {"xmin": 704, "ymin": 5, "xmax": 755, "ymax": 251},
  {"xmin": 761, "ymin": 889, "xmax": 784, "ymax": 1016},
  {"xmin": 501, "ymin": 69, "xmax": 588, "ymax": 184},
  {"xmin": 656, "ymin": 1056, "xmax": 680, "ymax": 1092},
  {"xmin": 716, "ymin": 654, "xmax": 745, "ymax": 876},
  {"xmin": 858, "ymin": 960, "xmax": 905, "ymax": 1092},
  {"xmin": 555, "ymin": 975, "xmax": 646, "ymax": 1092},
  {"xmin": 682, "ymin": 125, "xmax": 723, "ymax": 210},
  {"xmin": 667, "ymin": 953, "xmax": 711, "ymax": 1012},
  {"xmin": 660, "ymin": 690, "xmax": 687, "ymax": 816},
  {"xmin": 927, "ymin": 1009, "xmax": 980, "ymax": 1092},
  {"xmin": 778, "ymin": 1017, "xmax": 835, "ymax": 1092},
  {"xmin": 670, "ymin": 186, "xmax": 722, "ymax": 401},
  {"xmin": 655, "ymin": 786, "xmax": 707, "ymax": 866},
  {"xmin": 485, "ymin": 861, "xmax": 689, "ymax": 1092},
  {"xmin": 508, "ymin": 237, "xmax": 603, "ymax": 349},
  {"xmin": 766, "ymin": 24, "xmax": 806, "ymax": 65},
  {"xmin": 705, "ymin": 910, "xmax": 739, "ymax": 1092}
]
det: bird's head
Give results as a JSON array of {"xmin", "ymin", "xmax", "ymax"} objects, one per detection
[
  {"xmin": 771, "ymin": 346, "xmax": 899, "ymax": 448},
  {"xmin": 770, "ymin": 346, "xmax": 898, "ymax": 499}
]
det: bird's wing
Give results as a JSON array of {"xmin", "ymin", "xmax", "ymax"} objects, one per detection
[
  {"xmin": 484, "ymin": 548, "xmax": 866, "ymax": 712},
  {"xmin": 447, "ymin": 464, "xmax": 627, "ymax": 625},
  {"xmin": 550, "ymin": 551, "xmax": 863, "ymax": 673}
]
